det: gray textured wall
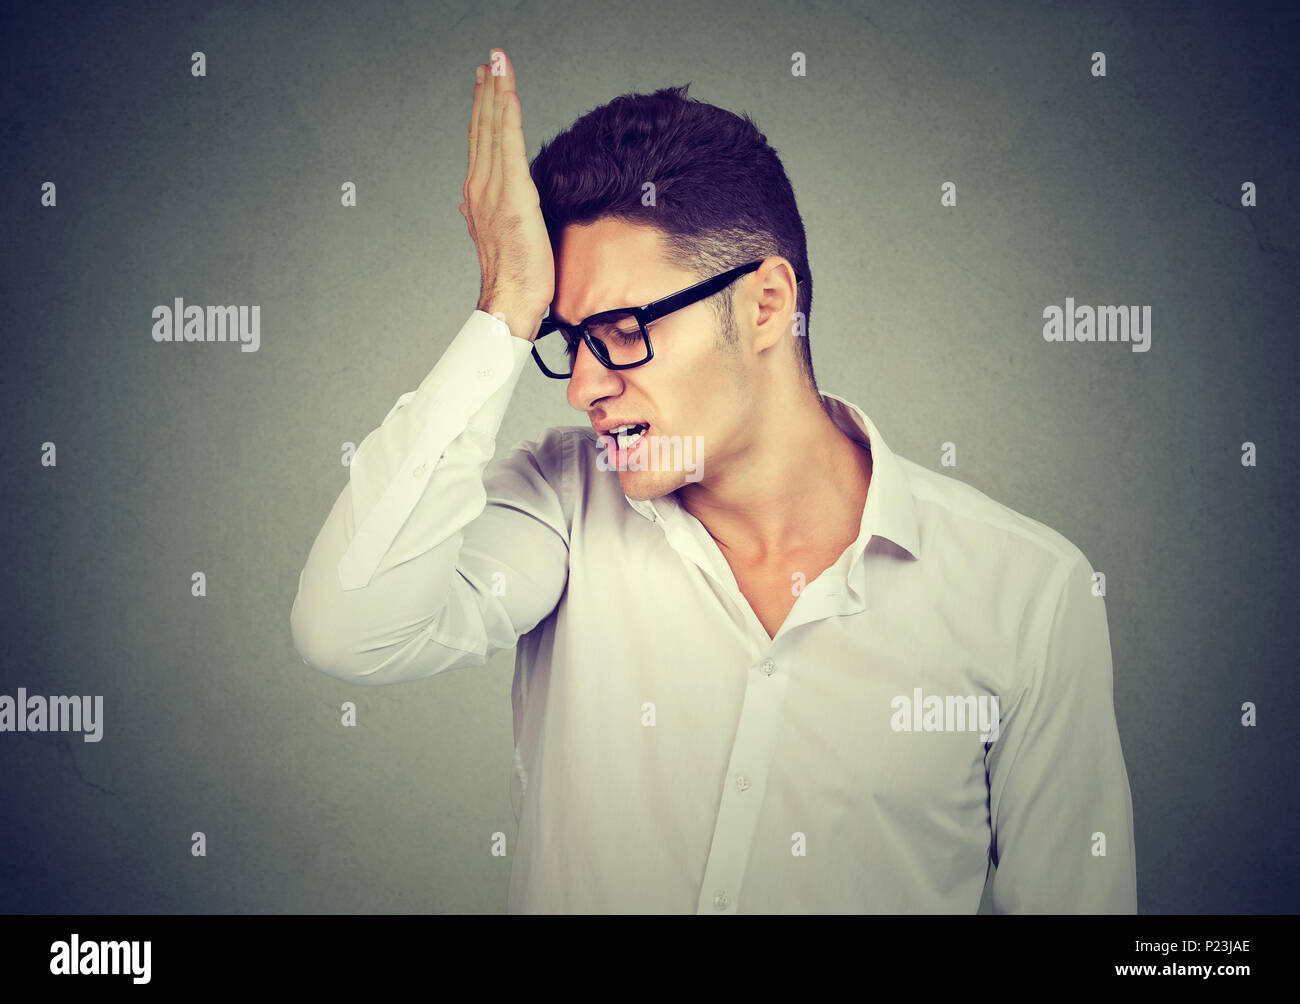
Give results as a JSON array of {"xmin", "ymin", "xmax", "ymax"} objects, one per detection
[{"xmin": 2, "ymin": 0, "xmax": 1297, "ymax": 914}]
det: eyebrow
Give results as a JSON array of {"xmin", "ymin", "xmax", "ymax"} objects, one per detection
[{"xmin": 550, "ymin": 296, "xmax": 637, "ymax": 328}]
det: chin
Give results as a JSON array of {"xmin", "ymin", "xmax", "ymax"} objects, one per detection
[{"xmin": 618, "ymin": 469, "xmax": 683, "ymax": 501}]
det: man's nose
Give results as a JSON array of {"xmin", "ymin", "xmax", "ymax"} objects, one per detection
[{"xmin": 567, "ymin": 336, "xmax": 621, "ymax": 409}]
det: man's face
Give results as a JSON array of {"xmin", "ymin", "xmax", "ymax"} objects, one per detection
[{"xmin": 556, "ymin": 218, "xmax": 748, "ymax": 501}]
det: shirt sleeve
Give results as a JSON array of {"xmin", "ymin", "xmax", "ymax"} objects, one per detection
[
  {"xmin": 985, "ymin": 549, "xmax": 1138, "ymax": 913},
  {"xmin": 289, "ymin": 310, "xmax": 572, "ymax": 685}
]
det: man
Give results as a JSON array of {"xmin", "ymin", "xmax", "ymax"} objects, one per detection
[{"xmin": 290, "ymin": 48, "xmax": 1137, "ymax": 914}]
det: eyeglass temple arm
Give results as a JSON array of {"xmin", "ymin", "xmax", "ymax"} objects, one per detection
[
  {"xmin": 538, "ymin": 262, "xmax": 806, "ymax": 329},
  {"xmin": 641, "ymin": 264, "xmax": 806, "ymax": 324}
]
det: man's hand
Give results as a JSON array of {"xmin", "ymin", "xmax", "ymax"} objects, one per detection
[{"xmin": 460, "ymin": 48, "xmax": 555, "ymax": 343}]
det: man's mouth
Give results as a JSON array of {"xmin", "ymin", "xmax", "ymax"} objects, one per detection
[{"xmin": 610, "ymin": 422, "xmax": 649, "ymax": 450}]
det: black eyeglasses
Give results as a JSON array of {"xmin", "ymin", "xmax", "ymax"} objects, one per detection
[{"xmin": 531, "ymin": 260, "xmax": 807, "ymax": 378}]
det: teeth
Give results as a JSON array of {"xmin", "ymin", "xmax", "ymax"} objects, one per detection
[{"xmin": 606, "ymin": 422, "xmax": 646, "ymax": 450}]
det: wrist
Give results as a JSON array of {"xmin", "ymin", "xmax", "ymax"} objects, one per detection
[{"xmin": 477, "ymin": 302, "xmax": 543, "ymax": 342}]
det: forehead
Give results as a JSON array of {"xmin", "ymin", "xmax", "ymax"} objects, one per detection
[{"xmin": 552, "ymin": 218, "xmax": 680, "ymax": 324}]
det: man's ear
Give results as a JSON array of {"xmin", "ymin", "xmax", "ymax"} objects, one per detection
[{"xmin": 750, "ymin": 259, "xmax": 799, "ymax": 353}]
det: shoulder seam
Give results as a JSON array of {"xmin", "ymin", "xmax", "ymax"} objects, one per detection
[{"xmin": 902, "ymin": 460, "xmax": 1083, "ymax": 567}]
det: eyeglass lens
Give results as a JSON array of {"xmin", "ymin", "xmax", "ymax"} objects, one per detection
[{"xmin": 536, "ymin": 312, "xmax": 648, "ymax": 375}]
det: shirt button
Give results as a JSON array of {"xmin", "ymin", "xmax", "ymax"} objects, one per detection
[
  {"xmin": 411, "ymin": 464, "xmax": 427, "ymax": 479},
  {"xmin": 760, "ymin": 658, "xmax": 776, "ymax": 676},
  {"xmin": 713, "ymin": 890, "xmax": 730, "ymax": 911},
  {"xmin": 477, "ymin": 367, "xmax": 494, "ymax": 380},
  {"xmin": 735, "ymin": 775, "xmax": 750, "ymax": 792}
]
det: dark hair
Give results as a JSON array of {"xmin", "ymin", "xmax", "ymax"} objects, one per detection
[{"xmin": 529, "ymin": 84, "xmax": 816, "ymax": 391}]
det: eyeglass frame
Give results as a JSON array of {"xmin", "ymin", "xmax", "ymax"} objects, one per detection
[{"xmin": 530, "ymin": 259, "xmax": 807, "ymax": 379}]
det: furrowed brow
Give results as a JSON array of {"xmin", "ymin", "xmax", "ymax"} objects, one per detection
[{"xmin": 551, "ymin": 295, "xmax": 637, "ymax": 328}]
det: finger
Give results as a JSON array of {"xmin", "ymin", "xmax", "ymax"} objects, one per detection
[
  {"xmin": 487, "ymin": 48, "xmax": 516, "ymax": 202},
  {"xmin": 499, "ymin": 90, "xmax": 526, "ymax": 184},
  {"xmin": 465, "ymin": 64, "xmax": 485, "ymax": 201},
  {"xmin": 472, "ymin": 53, "xmax": 496, "ymax": 193},
  {"xmin": 487, "ymin": 89, "xmax": 504, "ymax": 203},
  {"xmin": 491, "ymin": 48, "xmax": 517, "ymax": 116}
]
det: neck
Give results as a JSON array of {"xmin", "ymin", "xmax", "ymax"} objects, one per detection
[{"xmin": 676, "ymin": 386, "xmax": 871, "ymax": 564}]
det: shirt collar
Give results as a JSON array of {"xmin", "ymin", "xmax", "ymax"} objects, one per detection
[{"xmin": 624, "ymin": 393, "xmax": 921, "ymax": 561}]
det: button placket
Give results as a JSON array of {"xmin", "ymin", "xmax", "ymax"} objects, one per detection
[{"xmin": 695, "ymin": 653, "xmax": 791, "ymax": 915}]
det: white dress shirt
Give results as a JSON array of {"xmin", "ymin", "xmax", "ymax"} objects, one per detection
[{"xmin": 290, "ymin": 309, "xmax": 1138, "ymax": 914}]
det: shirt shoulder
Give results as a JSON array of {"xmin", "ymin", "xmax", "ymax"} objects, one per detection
[
  {"xmin": 896, "ymin": 454, "xmax": 1092, "ymax": 586},
  {"xmin": 551, "ymin": 424, "xmax": 612, "ymax": 481},
  {"xmin": 510, "ymin": 422, "xmax": 581, "ymax": 472},
  {"xmin": 503, "ymin": 423, "xmax": 656, "ymax": 511}
]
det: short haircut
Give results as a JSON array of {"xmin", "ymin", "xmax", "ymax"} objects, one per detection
[{"xmin": 529, "ymin": 84, "xmax": 817, "ymax": 391}]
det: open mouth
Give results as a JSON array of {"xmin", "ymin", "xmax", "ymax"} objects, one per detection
[{"xmin": 610, "ymin": 422, "xmax": 649, "ymax": 450}]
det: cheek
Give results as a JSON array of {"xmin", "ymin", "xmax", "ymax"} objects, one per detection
[{"xmin": 655, "ymin": 321, "xmax": 734, "ymax": 423}]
